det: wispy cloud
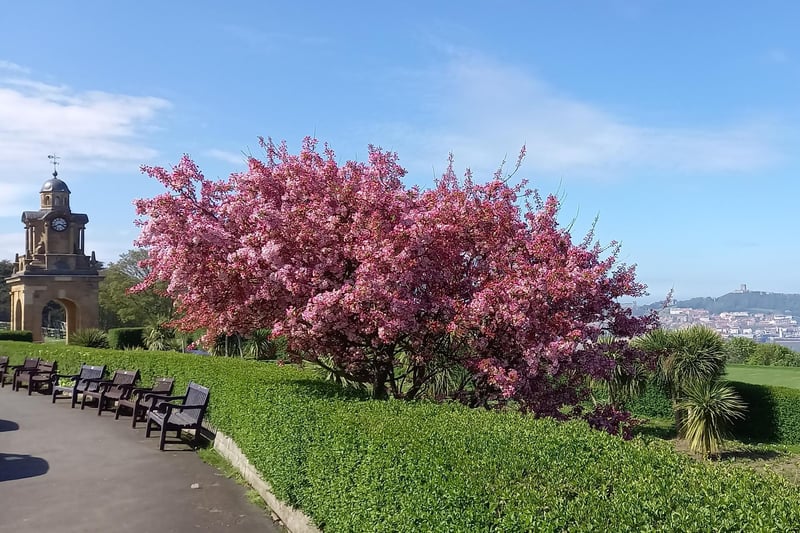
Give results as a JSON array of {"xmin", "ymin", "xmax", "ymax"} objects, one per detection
[
  {"xmin": 764, "ymin": 47, "xmax": 790, "ymax": 65},
  {"xmin": 373, "ymin": 52, "xmax": 783, "ymax": 181},
  {"xmin": 205, "ymin": 148, "xmax": 249, "ymax": 166},
  {"xmin": 221, "ymin": 24, "xmax": 331, "ymax": 49},
  {"xmin": 0, "ymin": 64, "xmax": 171, "ymax": 209},
  {"xmin": 0, "ymin": 232, "xmax": 21, "ymax": 260},
  {"xmin": 0, "ymin": 59, "xmax": 30, "ymax": 74}
]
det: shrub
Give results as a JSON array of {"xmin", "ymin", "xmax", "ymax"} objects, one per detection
[
  {"xmin": 68, "ymin": 328, "xmax": 109, "ymax": 348},
  {"xmin": 144, "ymin": 323, "xmax": 177, "ymax": 351},
  {"xmin": 730, "ymin": 381, "xmax": 800, "ymax": 444},
  {"xmin": 0, "ymin": 330, "xmax": 33, "ymax": 342},
  {"xmin": 107, "ymin": 327, "xmax": 145, "ymax": 350},
  {"xmin": 2, "ymin": 340, "xmax": 800, "ymax": 531},
  {"xmin": 242, "ymin": 329, "xmax": 286, "ymax": 360},
  {"xmin": 679, "ymin": 380, "xmax": 746, "ymax": 457},
  {"xmin": 626, "ymin": 381, "xmax": 672, "ymax": 419},
  {"xmin": 724, "ymin": 337, "xmax": 758, "ymax": 364},
  {"xmin": 747, "ymin": 344, "xmax": 800, "ymax": 367}
]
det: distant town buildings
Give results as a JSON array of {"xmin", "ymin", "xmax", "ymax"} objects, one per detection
[{"xmin": 659, "ymin": 307, "xmax": 800, "ymax": 347}]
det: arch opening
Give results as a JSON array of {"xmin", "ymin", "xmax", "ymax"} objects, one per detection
[
  {"xmin": 13, "ymin": 298, "xmax": 22, "ymax": 330},
  {"xmin": 42, "ymin": 300, "xmax": 66, "ymax": 341}
]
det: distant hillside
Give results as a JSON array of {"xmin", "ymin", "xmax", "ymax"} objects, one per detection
[{"xmin": 643, "ymin": 291, "xmax": 800, "ymax": 316}]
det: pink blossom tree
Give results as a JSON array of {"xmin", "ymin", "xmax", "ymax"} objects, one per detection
[{"xmin": 134, "ymin": 137, "xmax": 657, "ymax": 418}]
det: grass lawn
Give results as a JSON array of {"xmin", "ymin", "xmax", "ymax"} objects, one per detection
[{"xmin": 725, "ymin": 364, "xmax": 800, "ymax": 389}]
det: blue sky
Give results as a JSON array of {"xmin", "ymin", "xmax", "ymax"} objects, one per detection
[{"xmin": 1, "ymin": 1, "xmax": 798, "ymax": 301}]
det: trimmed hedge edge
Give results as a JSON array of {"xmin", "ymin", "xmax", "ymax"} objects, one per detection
[
  {"xmin": 214, "ymin": 430, "xmax": 320, "ymax": 533},
  {"xmin": 0, "ymin": 330, "xmax": 33, "ymax": 342}
]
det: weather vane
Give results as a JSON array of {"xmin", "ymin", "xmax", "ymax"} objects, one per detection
[{"xmin": 47, "ymin": 153, "xmax": 60, "ymax": 177}]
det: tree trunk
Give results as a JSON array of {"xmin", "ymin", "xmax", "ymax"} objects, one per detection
[
  {"xmin": 372, "ymin": 366, "xmax": 389, "ymax": 400},
  {"xmin": 403, "ymin": 365, "xmax": 426, "ymax": 401}
]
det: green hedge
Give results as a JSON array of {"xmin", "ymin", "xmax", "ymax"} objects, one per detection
[
  {"xmin": 2, "ymin": 341, "xmax": 800, "ymax": 531},
  {"xmin": 626, "ymin": 379, "xmax": 800, "ymax": 445},
  {"xmin": 626, "ymin": 381, "xmax": 673, "ymax": 419},
  {"xmin": 0, "ymin": 330, "xmax": 33, "ymax": 342},
  {"xmin": 107, "ymin": 327, "xmax": 145, "ymax": 350},
  {"xmin": 729, "ymin": 381, "xmax": 800, "ymax": 444}
]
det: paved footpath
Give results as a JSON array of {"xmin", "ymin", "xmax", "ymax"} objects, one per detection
[{"xmin": 0, "ymin": 385, "xmax": 283, "ymax": 533}]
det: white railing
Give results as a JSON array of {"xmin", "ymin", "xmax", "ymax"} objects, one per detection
[{"xmin": 42, "ymin": 327, "xmax": 66, "ymax": 339}]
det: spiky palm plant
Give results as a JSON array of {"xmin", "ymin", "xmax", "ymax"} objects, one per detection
[
  {"xmin": 633, "ymin": 326, "xmax": 728, "ymax": 436},
  {"xmin": 679, "ymin": 379, "xmax": 747, "ymax": 458},
  {"xmin": 242, "ymin": 329, "xmax": 276, "ymax": 360},
  {"xmin": 311, "ymin": 355, "xmax": 367, "ymax": 391},
  {"xmin": 69, "ymin": 328, "xmax": 109, "ymax": 348},
  {"xmin": 593, "ymin": 335, "xmax": 649, "ymax": 408}
]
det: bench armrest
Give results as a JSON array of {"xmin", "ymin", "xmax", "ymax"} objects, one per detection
[
  {"xmin": 162, "ymin": 402, "xmax": 206, "ymax": 415},
  {"xmin": 144, "ymin": 393, "xmax": 186, "ymax": 403}
]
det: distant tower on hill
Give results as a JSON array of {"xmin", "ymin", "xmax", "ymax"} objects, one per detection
[{"xmin": 735, "ymin": 284, "xmax": 749, "ymax": 294}]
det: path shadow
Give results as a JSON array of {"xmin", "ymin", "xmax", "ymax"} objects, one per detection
[
  {"xmin": 0, "ymin": 453, "xmax": 49, "ymax": 481},
  {"xmin": 0, "ymin": 419, "xmax": 20, "ymax": 432}
]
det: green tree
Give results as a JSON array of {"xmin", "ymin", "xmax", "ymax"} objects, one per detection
[
  {"xmin": 0, "ymin": 259, "xmax": 13, "ymax": 322},
  {"xmin": 99, "ymin": 249, "xmax": 173, "ymax": 328},
  {"xmin": 749, "ymin": 343, "xmax": 800, "ymax": 366},
  {"xmin": 724, "ymin": 337, "xmax": 758, "ymax": 364}
]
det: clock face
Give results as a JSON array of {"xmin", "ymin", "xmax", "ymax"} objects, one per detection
[{"xmin": 51, "ymin": 217, "xmax": 68, "ymax": 232}]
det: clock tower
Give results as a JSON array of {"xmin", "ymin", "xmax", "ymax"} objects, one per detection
[{"xmin": 6, "ymin": 167, "xmax": 103, "ymax": 343}]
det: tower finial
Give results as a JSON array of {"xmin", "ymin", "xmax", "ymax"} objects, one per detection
[{"xmin": 47, "ymin": 153, "xmax": 60, "ymax": 177}]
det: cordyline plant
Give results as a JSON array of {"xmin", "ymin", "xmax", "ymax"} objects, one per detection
[{"xmin": 133, "ymin": 137, "xmax": 657, "ymax": 424}]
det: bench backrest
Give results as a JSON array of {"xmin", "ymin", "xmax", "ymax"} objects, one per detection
[
  {"xmin": 182, "ymin": 382, "xmax": 210, "ymax": 424},
  {"xmin": 36, "ymin": 360, "xmax": 57, "ymax": 373},
  {"xmin": 77, "ymin": 364, "xmax": 106, "ymax": 390},
  {"xmin": 110, "ymin": 369, "xmax": 140, "ymax": 386},
  {"xmin": 21, "ymin": 357, "xmax": 40, "ymax": 370},
  {"xmin": 152, "ymin": 377, "xmax": 175, "ymax": 395}
]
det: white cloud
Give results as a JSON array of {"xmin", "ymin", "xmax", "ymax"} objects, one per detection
[
  {"xmin": 0, "ymin": 67, "xmax": 170, "ymax": 182},
  {"xmin": 0, "ymin": 60, "xmax": 29, "ymax": 74},
  {"xmin": 376, "ymin": 53, "xmax": 782, "ymax": 180},
  {"xmin": 205, "ymin": 148, "xmax": 249, "ymax": 166}
]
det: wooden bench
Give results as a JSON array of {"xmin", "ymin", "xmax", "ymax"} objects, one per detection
[
  {"xmin": 145, "ymin": 382, "xmax": 210, "ymax": 450},
  {"xmin": 81, "ymin": 369, "xmax": 140, "ymax": 415},
  {"xmin": 52, "ymin": 364, "xmax": 106, "ymax": 408},
  {"xmin": 14, "ymin": 360, "xmax": 58, "ymax": 395},
  {"xmin": 0, "ymin": 356, "xmax": 9, "ymax": 387},
  {"xmin": 3, "ymin": 358, "xmax": 39, "ymax": 389},
  {"xmin": 115, "ymin": 377, "xmax": 175, "ymax": 428}
]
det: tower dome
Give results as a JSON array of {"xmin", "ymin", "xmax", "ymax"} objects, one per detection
[
  {"xmin": 40, "ymin": 171, "xmax": 71, "ymax": 211},
  {"xmin": 40, "ymin": 175, "xmax": 71, "ymax": 193}
]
